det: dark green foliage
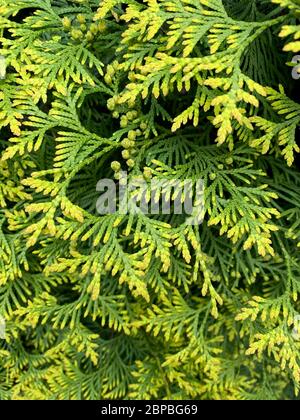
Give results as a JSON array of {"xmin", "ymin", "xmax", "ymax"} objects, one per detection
[{"xmin": 0, "ymin": 0, "xmax": 300, "ymax": 400}]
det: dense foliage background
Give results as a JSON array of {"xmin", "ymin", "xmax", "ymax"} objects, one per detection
[{"xmin": 0, "ymin": 0, "xmax": 300, "ymax": 400}]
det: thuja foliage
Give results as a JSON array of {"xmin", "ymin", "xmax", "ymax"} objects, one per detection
[{"xmin": 0, "ymin": 0, "xmax": 300, "ymax": 400}]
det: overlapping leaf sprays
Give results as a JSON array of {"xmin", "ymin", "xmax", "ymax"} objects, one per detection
[{"xmin": 0, "ymin": 0, "xmax": 300, "ymax": 400}]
